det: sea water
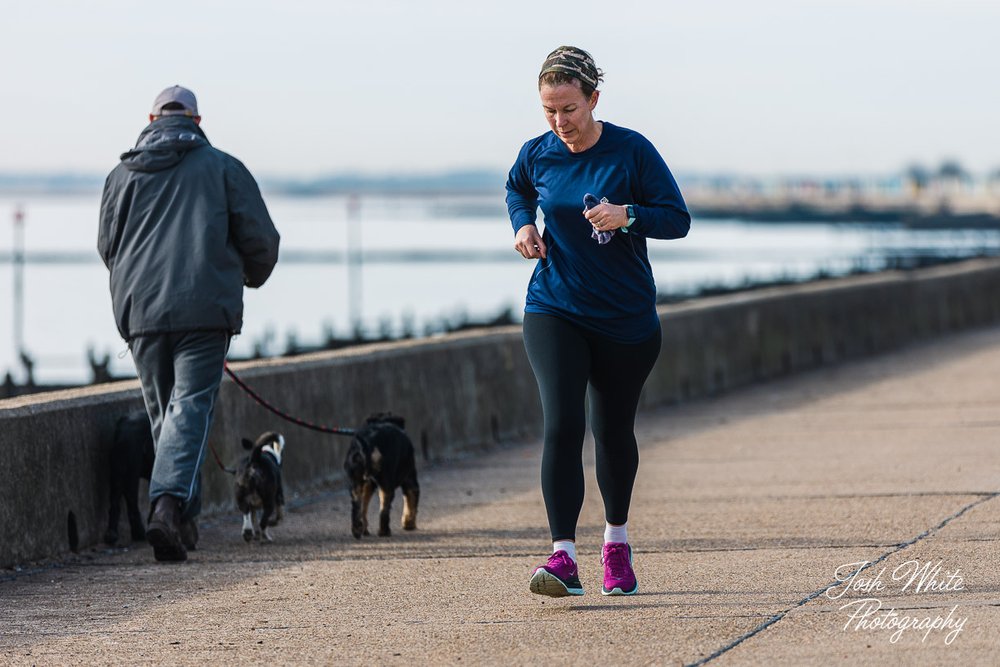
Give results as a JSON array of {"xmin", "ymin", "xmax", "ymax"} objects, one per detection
[{"xmin": 1, "ymin": 193, "xmax": 997, "ymax": 385}]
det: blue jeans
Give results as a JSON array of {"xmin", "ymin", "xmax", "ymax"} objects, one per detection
[{"xmin": 129, "ymin": 331, "xmax": 229, "ymax": 521}]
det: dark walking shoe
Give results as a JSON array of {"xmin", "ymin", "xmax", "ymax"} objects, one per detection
[
  {"xmin": 146, "ymin": 495, "xmax": 187, "ymax": 562},
  {"xmin": 179, "ymin": 518, "xmax": 198, "ymax": 551}
]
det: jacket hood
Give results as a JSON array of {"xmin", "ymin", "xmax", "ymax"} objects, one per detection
[{"xmin": 119, "ymin": 117, "xmax": 210, "ymax": 173}]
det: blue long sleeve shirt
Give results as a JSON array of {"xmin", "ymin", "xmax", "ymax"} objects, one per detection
[{"xmin": 506, "ymin": 121, "xmax": 690, "ymax": 343}]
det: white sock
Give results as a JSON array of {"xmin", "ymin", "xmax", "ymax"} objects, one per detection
[
  {"xmin": 552, "ymin": 540, "xmax": 577, "ymax": 562},
  {"xmin": 604, "ymin": 522, "xmax": 628, "ymax": 544}
]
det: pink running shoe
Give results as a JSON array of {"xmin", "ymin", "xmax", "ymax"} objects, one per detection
[
  {"xmin": 529, "ymin": 550, "xmax": 584, "ymax": 597},
  {"xmin": 602, "ymin": 542, "xmax": 638, "ymax": 595}
]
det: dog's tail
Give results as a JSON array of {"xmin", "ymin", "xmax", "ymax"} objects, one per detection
[
  {"xmin": 365, "ymin": 412, "xmax": 406, "ymax": 429},
  {"xmin": 247, "ymin": 433, "xmax": 284, "ymax": 466}
]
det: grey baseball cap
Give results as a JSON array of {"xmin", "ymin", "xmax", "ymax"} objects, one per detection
[{"xmin": 151, "ymin": 85, "xmax": 199, "ymax": 117}]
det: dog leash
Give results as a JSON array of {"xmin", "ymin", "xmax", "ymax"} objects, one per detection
[
  {"xmin": 223, "ymin": 361, "xmax": 357, "ymax": 436},
  {"xmin": 208, "ymin": 442, "xmax": 237, "ymax": 475}
]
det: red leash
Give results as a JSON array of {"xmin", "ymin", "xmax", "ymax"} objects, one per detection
[
  {"xmin": 208, "ymin": 441, "xmax": 236, "ymax": 475},
  {"xmin": 222, "ymin": 361, "xmax": 357, "ymax": 437}
]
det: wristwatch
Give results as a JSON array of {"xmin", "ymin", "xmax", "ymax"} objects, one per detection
[{"xmin": 624, "ymin": 204, "xmax": 637, "ymax": 231}]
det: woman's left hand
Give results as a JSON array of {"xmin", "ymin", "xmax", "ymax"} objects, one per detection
[{"xmin": 583, "ymin": 203, "xmax": 628, "ymax": 232}]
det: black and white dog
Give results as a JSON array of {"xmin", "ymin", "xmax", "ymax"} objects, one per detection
[
  {"xmin": 344, "ymin": 413, "xmax": 419, "ymax": 539},
  {"xmin": 235, "ymin": 431, "xmax": 285, "ymax": 542},
  {"xmin": 103, "ymin": 412, "xmax": 155, "ymax": 545}
]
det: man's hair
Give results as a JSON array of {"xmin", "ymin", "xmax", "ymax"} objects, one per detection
[{"xmin": 153, "ymin": 101, "xmax": 197, "ymax": 119}]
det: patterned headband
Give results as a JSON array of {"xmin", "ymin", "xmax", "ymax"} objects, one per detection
[{"xmin": 538, "ymin": 46, "xmax": 600, "ymax": 89}]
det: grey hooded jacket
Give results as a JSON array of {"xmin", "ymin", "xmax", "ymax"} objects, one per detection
[{"xmin": 99, "ymin": 116, "xmax": 279, "ymax": 340}]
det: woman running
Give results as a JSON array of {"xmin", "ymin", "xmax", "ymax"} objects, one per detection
[{"xmin": 506, "ymin": 45, "xmax": 690, "ymax": 597}]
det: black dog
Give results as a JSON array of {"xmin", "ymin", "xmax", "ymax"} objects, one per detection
[
  {"xmin": 235, "ymin": 431, "xmax": 285, "ymax": 542},
  {"xmin": 344, "ymin": 413, "xmax": 419, "ymax": 539},
  {"xmin": 103, "ymin": 412, "xmax": 155, "ymax": 545}
]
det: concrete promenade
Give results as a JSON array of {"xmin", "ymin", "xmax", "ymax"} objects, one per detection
[{"xmin": 3, "ymin": 325, "xmax": 1000, "ymax": 666}]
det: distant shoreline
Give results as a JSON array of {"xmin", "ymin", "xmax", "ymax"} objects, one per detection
[
  {"xmin": 4, "ymin": 171, "xmax": 1000, "ymax": 229},
  {"xmin": 686, "ymin": 204, "xmax": 1000, "ymax": 229},
  {"xmin": 0, "ymin": 171, "xmax": 507, "ymax": 198}
]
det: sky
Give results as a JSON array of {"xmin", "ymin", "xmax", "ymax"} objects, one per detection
[{"xmin": 2, "ymin": 0, "xmax": 999, "ymax": 178}]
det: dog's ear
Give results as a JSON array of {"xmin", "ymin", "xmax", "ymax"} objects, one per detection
[{"xmin": 242, "ymin": 438, "xmax": 254, "ymax": 450}]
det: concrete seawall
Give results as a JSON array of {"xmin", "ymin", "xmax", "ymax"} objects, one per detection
[{"xmin": 3, "ymin": 257, "xmax": 1000, "ymax": 568}]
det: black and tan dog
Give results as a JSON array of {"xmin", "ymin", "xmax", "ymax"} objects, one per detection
[
  {"xmin": 344, "ymin": 413, "xmax": 419, "ymax": 539},
  {"xmin": 235, "ymin": 431, "xmax": 285, "ymax": 542},
  {"xmin": 103, "ymin": 412, "xmax": 155, "ymax": 545}
]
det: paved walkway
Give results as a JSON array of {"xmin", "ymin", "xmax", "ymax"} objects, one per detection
[{"xmin": 3, "ymin": 327, "xmax": 1000, "ymax": 666}]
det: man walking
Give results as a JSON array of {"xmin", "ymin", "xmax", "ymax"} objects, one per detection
[{"xmin": 99, "ymin": 85, "xmax": 280, "ymax": 562}]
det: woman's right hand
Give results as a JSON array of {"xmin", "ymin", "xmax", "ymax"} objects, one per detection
[{"xmin": 514, "ymin": 224, "xmax": 547, "ymax": 260}]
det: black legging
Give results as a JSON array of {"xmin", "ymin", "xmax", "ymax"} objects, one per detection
[{"xmin": 522, "ymin": 312, "xmax": 661, "ymax": 541}]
